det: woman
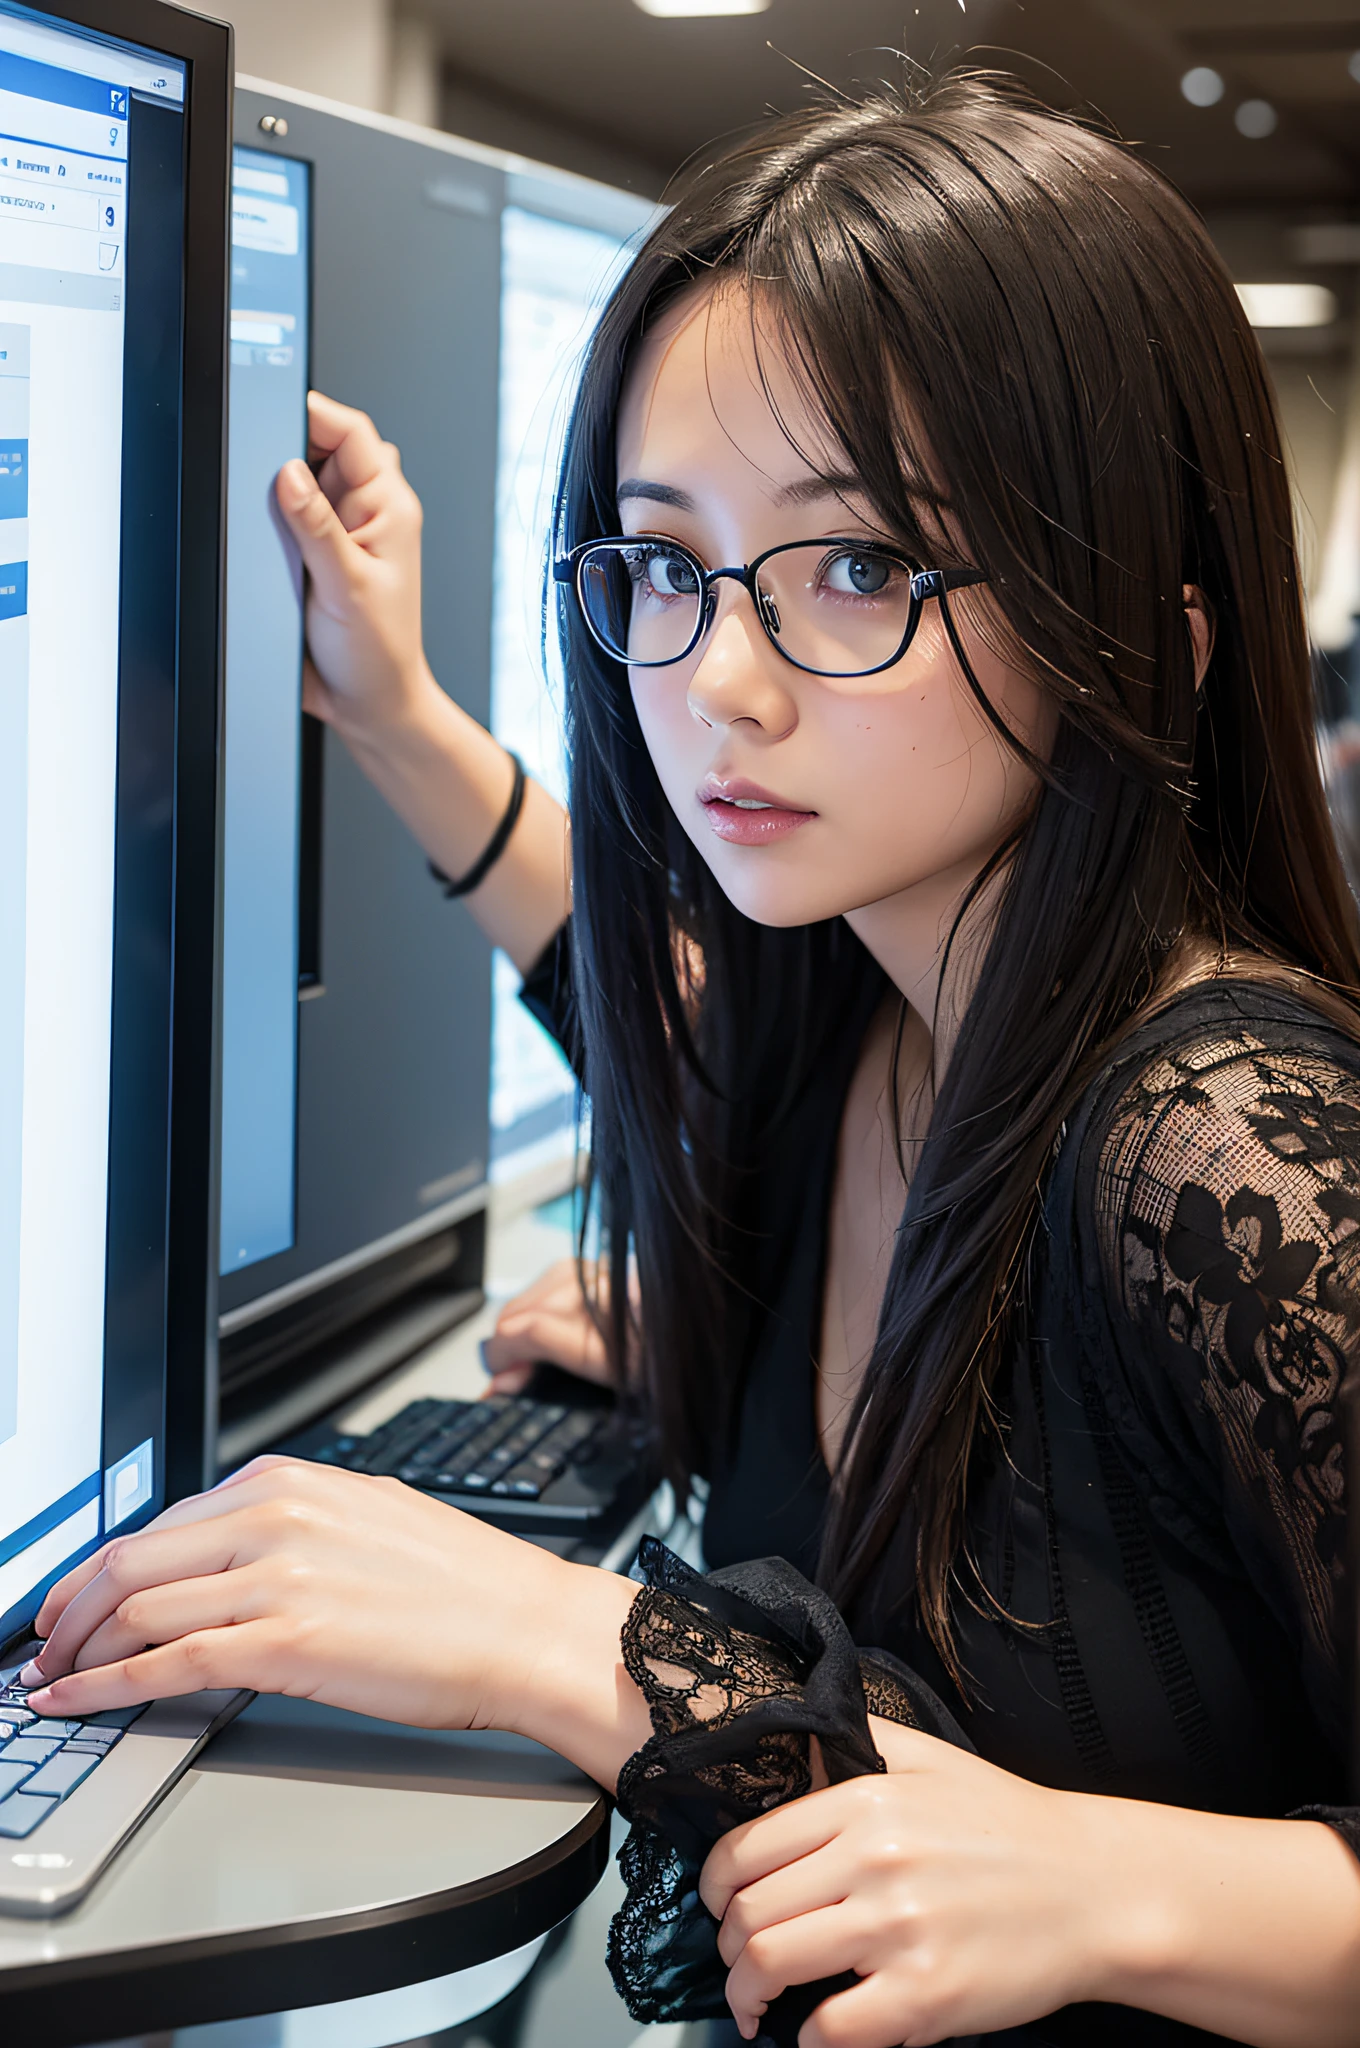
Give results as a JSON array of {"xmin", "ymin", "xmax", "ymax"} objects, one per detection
[{"xmin": 23, "ymin": 74, "xmax": 1360, "ymax": 2047}]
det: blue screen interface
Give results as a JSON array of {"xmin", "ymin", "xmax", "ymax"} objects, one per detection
[{"xmin": 219, "ymin": 145, "xmax": 310, "ymax": 1276}]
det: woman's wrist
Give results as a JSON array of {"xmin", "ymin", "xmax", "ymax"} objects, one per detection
[
  {"xmin": 330, "ymin": 653, "xmax": 449, "ymax": 762},
  {"xmin": 488, "ymin": 1553, "xmax": 648, "ymax": 1792}
]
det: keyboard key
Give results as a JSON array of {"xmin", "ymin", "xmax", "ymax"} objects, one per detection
[
  {"xmin": 3, "ymin": 1737, "xmax": 62, "ymax": 1767},
  {"xmin": 0, "ymin": 1709, "xmax": 34, "ymax": 1732},
  {"xmin": 0, "ymin": 1793, "xmax": 58, "ymax": 1838},
  {"xmin": 65, "ymin": 1729, "xmax": 121, "ymax": 1752},
  {"xmin": 23, "ymin": 1750, "xmax": 101, "ymax": 1799},
  {"xmin": 0, "ymin": 1757, "xmax": 36, "ymax": 1799},
  {"xmin": 25, "ymin": 1718, "xmax": 81, "ymax": 1741}
]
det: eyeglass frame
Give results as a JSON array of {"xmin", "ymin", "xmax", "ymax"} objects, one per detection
[{"xmin": 553, "ymin": 534, "xmax": 988, "ymax": 680}]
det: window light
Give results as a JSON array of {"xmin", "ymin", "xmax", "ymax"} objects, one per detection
[{"xmin": 1235, "ymin": 282, "xmax": 1338, "ymax": 329}]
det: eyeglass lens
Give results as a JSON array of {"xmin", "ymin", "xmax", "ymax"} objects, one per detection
[{"xmin": 577, "ymin": 541, "xmax": 917, "ymax": 676}]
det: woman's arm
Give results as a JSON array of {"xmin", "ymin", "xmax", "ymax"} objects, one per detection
[
  {"xmin": 704, "ymin": 1719, "xmax": 1360, "ymax": 2048},
  {"xmin": 277, "ymin": 393, "xmax": 571, "ymax": 974},
  {"xmin": 20, "ymin": 1459, "xmax": 649, "ymax": 1793}
]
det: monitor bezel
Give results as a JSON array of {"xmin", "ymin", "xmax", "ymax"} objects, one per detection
[{"xmin": 5, "ymin": 1, "xmax": 232, "ymax": 1568}]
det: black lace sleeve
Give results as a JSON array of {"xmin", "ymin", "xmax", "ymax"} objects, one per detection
[
  {"xmin": 1089, "ymin": 1012, "xmax": 1360, "ymax": 1861},
  {"xmin": 517, "ymin": 918, "xmax": 581, "ymax": 1077},
  {"xmin": 607, "ymin": 1538, "xmax": 970, "ymax": 2042}
]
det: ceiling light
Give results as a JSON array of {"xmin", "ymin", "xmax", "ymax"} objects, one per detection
[
  {"xmin": 1235, "ymin": 282, "xmax": 1337, "ymax": 328},
  {"xmin": 1180, "ymin": 67, "xmax": 1224, "ymax": 108},
  {"xmin": 633, "ymin": 0, "xmax": 770, "ymax": 14},
  {"xmin": 1234, "ymin": 99, "xmax": 1278, "ymax": 139}
]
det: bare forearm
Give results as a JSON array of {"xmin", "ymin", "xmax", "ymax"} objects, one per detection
[
  {"xmin": 340, "ymin": 663, "xmax": 571, "ymax": 974},
  {"xmin": 1089, "ymin": 1793, "xmax": 1360, "ymax": 2045}
]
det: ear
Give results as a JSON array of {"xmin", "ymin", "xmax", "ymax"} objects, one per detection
[{"xmin": 1183, "ymin": 583, "xmax": 1215, "ymax": 691}]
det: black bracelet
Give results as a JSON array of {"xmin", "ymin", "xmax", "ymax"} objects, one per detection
[{"xmin": 429, "ymin": 751, "xmax": 527, "ymax": 899}]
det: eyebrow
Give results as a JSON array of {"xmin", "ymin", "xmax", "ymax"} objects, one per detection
[
  {"xmin": 616, "ymin": 473, "xmax": 865, "ymax": 513},
  {"xmin": 616, "ymin": 478, "xmax": 695, "ymax": 510}
]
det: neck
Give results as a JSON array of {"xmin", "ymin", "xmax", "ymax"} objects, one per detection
[{"xmin": 844, "ymin": 851, "xmax": 1008, "ymax": 1068}]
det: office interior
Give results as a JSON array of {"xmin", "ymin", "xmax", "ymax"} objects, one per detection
[{"xmin": 0, "ymin": 1, "xmax": 1359, "ymax": 2046}]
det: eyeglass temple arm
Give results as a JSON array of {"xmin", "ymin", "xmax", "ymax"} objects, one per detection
[{"xmin": 912, "ymin": 567, "xmax": 988, "ymax": 599}]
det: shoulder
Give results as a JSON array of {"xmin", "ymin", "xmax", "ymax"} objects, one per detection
[
  {"xmin": 1064, "ymin": 983, "xmax": 1360, "ymax": 1686},
  {"xmin": 1085, "ymin": 984, "xmax": 1360, "ymax": 1325}
]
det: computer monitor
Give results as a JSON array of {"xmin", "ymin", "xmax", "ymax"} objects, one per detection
[
  {"xmin": 215, "ymin": 84, "xmax": 651, "ymax": 1465},
  {"xmin": 0, "ymin": 0, "xmax": 229, "ymax": 1648},
  {"xmin": 219, "ymin": 141, "xmax": 311, "ymax": 1277}
]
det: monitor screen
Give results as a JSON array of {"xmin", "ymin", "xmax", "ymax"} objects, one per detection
[
  {"xmin": 0, "ymin": 0, "xmax": 219, "ymax": 1645},
  {"xmin": 219, "ymin": 144, "xmax": 310, "ymax": 1277}
]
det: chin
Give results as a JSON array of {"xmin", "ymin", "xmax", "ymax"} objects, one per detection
[{"xmin": 701, "ymin": 854, "xmax": 858, "ymax": 931}]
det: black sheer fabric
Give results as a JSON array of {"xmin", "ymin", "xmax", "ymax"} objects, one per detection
[
  {"xmin": 520, "ymin": 940, "xmax": 1360, "ymax": 2043},
  {"xmin": 609, "ymin": 1537, "xmax": 972, "ymax": 2044}
]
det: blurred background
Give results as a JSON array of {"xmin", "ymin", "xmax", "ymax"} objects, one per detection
[{"xmin": 217, "ymin": 0, "xmax": 1360, "ymax": 863}]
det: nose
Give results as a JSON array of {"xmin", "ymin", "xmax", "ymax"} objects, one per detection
[{"xmin": 685, "ymin": 583, "xmax": 798, "ymax": 737}]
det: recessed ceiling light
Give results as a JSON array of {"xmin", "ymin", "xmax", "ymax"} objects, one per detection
[
  {"xmin": 1235, "ymin": 282, "xmax": 1337, "ymax": 328},
  {"xmin": 1180, "ymin": 67, "xmax": 1224, "ymax": 108},
  {"xmin": 634, "ymin": 0, "xmax": 770, "ymax": 14},
  {"xmin": 1234, "ymin": 99, "xmax": 1278, "ymax": 139}
]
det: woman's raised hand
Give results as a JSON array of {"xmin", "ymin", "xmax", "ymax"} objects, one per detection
[
  {"xmin": 274, "ymin": 392, "xmax": 433, "ymax": 743},
  {"xmin": 18, "ymin": 1458, "xmax": 644, "ymax": 1786},
  {"xmin": 274, "ymin": 391, "xmax": 571, "ymax": 975}
]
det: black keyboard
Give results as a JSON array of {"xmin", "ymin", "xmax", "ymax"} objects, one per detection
[
  {"xmin": 307, "ymin": 1391, "xmax": 647, "ymax": 1528},
  {"xmin": 0, "ymin": 1685, "xmax": 146, "ymax": 1840}
]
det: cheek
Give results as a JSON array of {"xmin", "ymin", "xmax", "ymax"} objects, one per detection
[
  {"xmin": 817, "ymin": 659, "xmax": 1023, "ymax": 827},
  {"xmin": 629, "ymin": 673, "xmax": 700, "ymax": 807}
]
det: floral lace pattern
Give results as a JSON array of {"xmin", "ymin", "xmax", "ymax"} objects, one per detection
[
  {"xmin": 608, "ymin": 1540, "xmax": 966, "ymax": 2040},
  {"xmin": 1096, "ymin": 1016, "xmax": 1360, "ymax": 1740}
]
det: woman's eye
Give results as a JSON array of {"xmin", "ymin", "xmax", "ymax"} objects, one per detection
[
  {"xmin": 629, "ymin": 548, "xmax": 699, "ymax": 599},
  {"xmin": 821, "ymin": 551, "xmax": 894, "ymax": 598}
]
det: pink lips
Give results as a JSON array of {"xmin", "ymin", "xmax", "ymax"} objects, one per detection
[{"xmin": 697, "ymin": 777, "xmax": 817, "ymax": 846}]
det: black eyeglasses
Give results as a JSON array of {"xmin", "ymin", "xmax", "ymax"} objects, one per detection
[{"xmin": 553, "ymin": 535, "xmax": 986, "ymax": 680}]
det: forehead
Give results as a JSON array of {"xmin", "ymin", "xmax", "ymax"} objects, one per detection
[{"xmin": 615, "ymin": 279, "xmax": 841, "ymax": 487}]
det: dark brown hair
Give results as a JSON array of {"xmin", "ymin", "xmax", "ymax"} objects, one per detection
[{"xmin": 554, "ymin": 72, "xmax": 1360, "ymax": 1664}]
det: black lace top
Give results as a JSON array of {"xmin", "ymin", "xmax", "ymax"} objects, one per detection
[{"xmin": 521, "ymin": 939, "xmax": 1360, "ymax": 2046}]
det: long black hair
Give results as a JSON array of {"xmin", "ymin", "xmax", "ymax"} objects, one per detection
[{"xmin": 554, "ymin": 71, "xmax": 1360, "ymax": 1667}]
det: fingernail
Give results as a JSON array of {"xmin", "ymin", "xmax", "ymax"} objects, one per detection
[
  {"xmin": 17, "ymin": 1660, "xmax": 42, "ymax": 1688},
  {"xmin": 278, "ymin": 459, "xmax": 314, "ymax": 503}
]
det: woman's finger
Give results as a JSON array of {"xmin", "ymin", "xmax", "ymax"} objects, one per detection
[
  {"xmin": 723, "ymin": 1905, "xmax": 858, "ymax": 2036},
  {"xmin": 28, "ymin": 1620, "xmax": 299, "ymax": 1717},
  {"xmin": 306, "ymin": 390, "xmax": 388, "ymax": 475},
  {"xmin": 799, "ymin": 1971, "xmax": 920, "ymax": 2048},
  {"xmin": 716, "ymin": 1843, "xmax": 849, "ymax": 1967},
  {"xmin": 701, "ymin": 1787, "xmax": 850, "ymax": 1919},
  {"xmin": 481, "ymin": 1308, "xmax": 608, "ymax": 1380},
  {"xmin": 33, "ymin": 1546, "xmax": 115, "ymax": 1637},
  {"xmin": 26, "ymin": 1496, "xmax": 307, "ymax": 1684},
  {"xmin": 275, "ymin": 460, "xmax": 368, "ymax": 609},
  {"xmin": 66, "ymin": 1566, "xmax": 277, "ymax": 1675},
  {"xmin": 482, "ymin": 1364, "xmax": 534, "ymax": 1397}
]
